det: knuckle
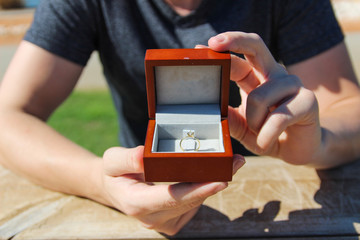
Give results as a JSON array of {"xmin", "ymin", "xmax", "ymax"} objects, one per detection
[
  {"xmin": 247, "ymin": 90, "xmax": 266, "ymax": 107},
  {"xmin": 272, "ymin": 112, "xmax": 291, "ymax": 127},
  {"xmin": 121, "ymin": 199, "xmax": 147, "ymax": 217},
  {"xmin": 163, "ymin": 198, "xmax": 180, "ymax": 209},
  {"xmin": 141, "ymin": 223, "xmax": 153, "ymax": 230},
  {"xmin": 271, "ymin": 63, "xmax": 287, "ymax": 76},
  {"xmin": 141, "ymin": 220, "xmax": 160, "ymax": 230},
  {"xmin": 126, "ymin": 154, "xmax": 138, "ymax": 172},
  {"xmin": 127, "ymin": 146, "xmax": 143, "ymax": 172},
  {"xmin": 286, "ymin": 74, "xmax": 302, "ymax": 87},
  {"xmin": 260, "ymin": 144, "xmax": 273, "ymax": 155},
  {"xmin": 248, "ymin": 32, "xmax": 262, "ymax": 42},
  {"xmin": 301, "ymin": 87, "xmax": 316, "ymax": 99},
  {"xmin": 102, "ymin": 147, "xmax": 119, "ymax": 174},
  {"xmin": 141, "ymin": 219, "xmax": 176, "ymax": 234},
  {"xmin": 164, "ymin": 227, "xmax": 181, "ymax": 236},
  {"xmin": 142, "ymin": 223, "xmax": 179, "ymax": 236},
  {"xmin": 300, "ymin": 88, "xmax": 319, "ymax": 111},
  {"xmin": 124, "ymin": 206, "xmax": 144, "ymax": 218},
  {"xmin": 185, "ymin": 199, "xmax": 203, "ymax": 209},
  {"xmin": 103, "ymin": 147, "xmax": 117, "ymax": 160},
  {"xmin": 248, "ymin": 33, "xmax": 264, "ymax": 51}
]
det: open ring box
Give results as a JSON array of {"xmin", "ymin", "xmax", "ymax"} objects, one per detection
[{"xmin": 144, "ymin": 49, "xmax": 233, "ymax": 182}]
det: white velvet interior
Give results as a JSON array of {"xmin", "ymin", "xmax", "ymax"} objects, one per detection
[
  {"xmin": 151, "ymin": 123, "xmax": 224, "ymax": 153},
  {"xmin": 152, "ymin": 65, "xmax": 224, "ymax": 153},
  {"xmin": 155, "ymin": 65, "xmax": 221, "ymax": 105},
  {"xmin": 152, "ymin": 104, "xmax": 224, "ymax": 153},
  {"xmin": 156, "ymin": 104, "xmax": 220, "ymax": 124}
]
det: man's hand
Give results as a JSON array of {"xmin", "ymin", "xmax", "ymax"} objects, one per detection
[
  {"xmin": 102, "ymin": 146, "xmax": 245, "ymax": 235},
  {"xmin": 208, "ymin": 32, "xmax": 322, "ymax": 165}
]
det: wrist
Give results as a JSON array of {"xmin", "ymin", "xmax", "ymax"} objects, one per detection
[
  {"xmin": 87, "ymin": 156, "xmax": 113, "ymax": 207},
  {"xmin": 309, "ymin": 127, "xmax": 352, "ymax": 170}
]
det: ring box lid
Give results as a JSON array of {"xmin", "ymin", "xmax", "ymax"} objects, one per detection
[{"xmin": 145, "ymin": 49, "xmax": 231, "ymax": 120}]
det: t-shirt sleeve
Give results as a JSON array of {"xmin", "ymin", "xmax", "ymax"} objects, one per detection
[
  {"xmin": 276, "ymin": 0, "xmax": 344, "ymax": 66},
  {"xmin": 24, "ymin": 0, "xmax": 98, "ymax": 66}
]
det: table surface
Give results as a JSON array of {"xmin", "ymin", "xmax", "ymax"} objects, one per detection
[{"xmin": 1, "ymin": 156, "xmax": 359, "ymax": 240}]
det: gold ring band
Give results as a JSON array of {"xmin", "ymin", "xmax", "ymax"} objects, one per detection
[{"xmin": 179, "ymin": 132, "xmax": 200, "ymax": 152}]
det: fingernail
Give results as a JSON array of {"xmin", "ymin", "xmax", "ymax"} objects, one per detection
[
  {"xmin": 233, "ymin": 155, "xmax": 246, "ymax": 173},
  {"xmin": 212, "ymin": 34, "xmax": 226, "ymax": 43},
  {"xmin": 214, "ymin": 182, "xmax": 228, "ymax": 192},
  {"xmin": 255, "ymin": 145, "xmax": 264, "ymax": 155},
  {"xmin": 202, "ymin": 182, "xmax": 227, "ymax": 193},
  {"xmin": 235, "ymin": 155, "xmax": 246, "ymax": 167},
  {"xmin": 194, "ymin": 44, "xmax": 208, "ymax": 49}
]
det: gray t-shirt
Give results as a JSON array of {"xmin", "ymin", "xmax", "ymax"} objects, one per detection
[{"xmin": 24, "ymin": 0, "xmax": 343, "ymax": 154}]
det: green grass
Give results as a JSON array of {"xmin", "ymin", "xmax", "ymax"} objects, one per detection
[{"xmin": 47, "ymin": 90, "xmax": 119, "ymax": 156}]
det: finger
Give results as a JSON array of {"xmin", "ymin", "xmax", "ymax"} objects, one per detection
[
  {"xmin": 158, "ymin": 206, "xmax": 201, "ymax": 236},
  {"xmin": 208, "ymin": 32, "xmax": 286, "ymax": 81},
  {"xmin": 195, "ymin": 42, "xmax": 253, "ymax": 85},
  {"xmin": 257, "ymin": 87, "xmax": 319, "ymax": 152},
  {"xmin": 194, "ymin": 44, "xmax": 208, "ymax": 49},
  {"xmin": 201, "ymin": 34, "xmax": 262, "ymax": 93},
  {"xmin": 228, "ymin": 105, "xmax": 249, "ymax": 142},
  {"xmin": 246, "ymin": 75, "xmax": 302, "ymax": 133},
  {"xmin": 143, "ymin": 206, "xmax": 201, "ymax": 236},
  {"xmin": 230, "ymin": 54, "xmax": 260, "ymax": 93},
  {"xmin": 167, "ymin": 206, "xmax": 200, "ymax": 235},
  {"xmin": 136, "ymin": 155, "xmax": 244, "ymax": 222},
  {"xmin": 144, "ymin": 155, "xmax": 245, "ymax": 226},
  {"xmin": 119, "ymin": 181, "xmax": 226, "ymax": 229},
  {"xmin": 130, "ymin": 180, "xmax": 227, "ymax": 215},
  {"xmin": 232, "ymin": 154, "xmax": 246, "ymax": 175},
  {"xmin": 140, "ymin": 200, "xmax": 203, "ymax": 234},
  {"xmin": 103, "ymin": 146, "xmax": 144, "ymax": 177},
  {"xmin": 228, "ymin": 106, "xmax": 263, "ymax": 155},
  {"xmin": 144, "ymin": 154, "xmax": 245, "ymax": 216},
  {"xmin": 197, "ymin": 42, "xmax": 259, "ymax": 93},
  {"xmin": 166, "ymin": 181, "xmax": 228, "ymax": 209}
]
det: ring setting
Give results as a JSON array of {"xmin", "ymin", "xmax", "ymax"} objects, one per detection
[{"xmin": 179, "ymin": 131, "xmax": 200, "ymax": 152}]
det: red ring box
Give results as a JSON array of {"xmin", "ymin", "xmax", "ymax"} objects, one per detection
[{"xmin": 144, "ymin": 49, "xmax": 233, "ymax": 182}]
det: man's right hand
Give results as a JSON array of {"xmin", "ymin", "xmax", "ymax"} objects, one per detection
[{"xmin": 101, "ymin": 146, "xmax": 245, "ymax": 235}]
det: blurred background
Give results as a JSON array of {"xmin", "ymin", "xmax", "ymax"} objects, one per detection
[
  {"xmin": 0, "ymin": 0, "xmax": 119, "ymax": 156},
  {"xmin": 0, "ymin": 0, "xmax": 359, "ymax": 155}
]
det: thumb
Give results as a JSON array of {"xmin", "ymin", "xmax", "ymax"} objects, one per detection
[{"xmin": 103, "ymin": 146, "xmax": 144, "ymax": 177}]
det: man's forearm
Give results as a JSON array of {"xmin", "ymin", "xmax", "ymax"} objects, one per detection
[{"xmin": 0, "ymin": 109, "xmax": 109, "ymax": 206}]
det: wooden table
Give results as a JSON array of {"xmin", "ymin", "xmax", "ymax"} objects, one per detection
[{"xmin": 1, "ymin": 156, "xmax": 359, "ymax": 239}]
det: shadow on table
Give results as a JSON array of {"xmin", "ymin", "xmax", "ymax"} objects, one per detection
[{"xmin": 170, "ymin": 160, "xmax": 360, "ymax": 239}]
